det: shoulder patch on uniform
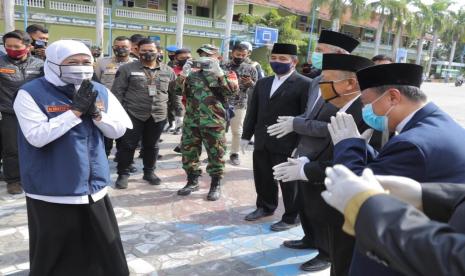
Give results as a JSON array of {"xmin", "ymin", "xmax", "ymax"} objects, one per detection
[
  {"xmin": 0, "ymin": 68, "xmax": 15, "ymax": 74},
  {"xmin": 47, "ymin": 105, "xmax": 71, "ymax": 113}
]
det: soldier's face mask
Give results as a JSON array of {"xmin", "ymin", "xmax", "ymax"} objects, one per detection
[
  {"xmin": 113, "ymin": 47, "xmax": 130, "ymax": 57},
  {"xmin": 140, "ymin": 52, "xmax": 157, "ymax": 62}
]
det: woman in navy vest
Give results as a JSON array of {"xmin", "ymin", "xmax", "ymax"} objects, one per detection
[{"xmin": 13, "ymin": 40, "xmax": 132, "ymax": 275}]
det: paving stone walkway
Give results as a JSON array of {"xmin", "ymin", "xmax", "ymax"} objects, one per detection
[{"xmin": 0, "ymin": 130, "xmax": 327, "ymax": 276}]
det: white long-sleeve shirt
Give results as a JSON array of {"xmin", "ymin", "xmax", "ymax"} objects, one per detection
[{"xmin": 13, "ymin": 88, "xmax": 132, "ymax": 204}]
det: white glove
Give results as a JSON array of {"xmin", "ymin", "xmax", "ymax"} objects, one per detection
[
  {"xmin": 375, "ymin": 175, "xmax": 422, "ymax": 209},
  {"xmin": 272, "ymin": 158, "xmax": 310, "ymax": 182},
  {"xmin": 181, "ymin": 59, "xmax": 193, "ymax": 77},
  {"xmin": 203, "ymin": 57, "xmax": 224, "ymax": 77},
  {"xmin": 240, "ymin": 139, "xmax": 250, "ymax": 154},
  {"xmin": 174, "ymin": 116, "xmax": 183, "ymax": 129},
  {"xmin": 327, "ymin": 112, "xmax": 374, "ymax": 145},
  {"xmin": 267, "ymin": 116, "xmax": 294, "ymax": 138},
  {"xmin": 321, "ymin": 165, "xmax": 385, "ymax": 213}
]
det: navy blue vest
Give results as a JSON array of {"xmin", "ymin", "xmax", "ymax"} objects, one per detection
[{"xmin": 18, "ymin": 77, "xmax": 110, "ymax": 196}]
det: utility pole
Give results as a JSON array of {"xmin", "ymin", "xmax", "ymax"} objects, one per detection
[
  {"xmin": 3, "ymin": 0, "xmax": 15, "ymax": 32},
  {"xmin": 95, "ymin": 0, "xmax": 104, "ymax": 58},
  {"xmin": 175, "ymin": 0, "xmax": 185, "ymax": 48},
  {"xmin": 222, "ymin": 0, "xmax": 234, "ymax": 61}
]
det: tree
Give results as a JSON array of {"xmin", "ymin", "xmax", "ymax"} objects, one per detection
[
  {"xmin": 412, "ymin": 0, "xmax": 433, "ymax": 65},
  {"xmin": 443, "ymin": 9, "xmax": 465, "ymax": 69},
  {"xmin": 368, "ymin": 0, "xmax": 404, "ymax": 56},
  {"xmin": 389, "ymin": 0, "xmax": 412, "ymax": 60},
  {"xmin": 240, "ymin": 10, "xmax": 305, "ymax": 74},
  {"xmin": 424, "ymin": 0, "xmax": 452, "ymax": 78},
  {"xmin": 311, "ymin": 0, "xmax": 368, "ymax": 31},
  {"xmin": 240, "ymin": 10, "xmax": 303, "ymax": 46}
]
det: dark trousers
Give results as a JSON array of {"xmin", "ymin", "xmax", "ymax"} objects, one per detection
[
  {"xmin": 26, "ymin": 195, "xmax": 129, "ymax": 276},
  {"xmin": 117, "ymin": 115, "xmax": 165, "ymax": 175},
  {"xmin": 0, "ymin": 119, "xmax": 3, "ymax": 169},
  {"xmin": 252, "ymin": 149, "xmax": 300, "ymax": 224},
  {"xmin": 298, "ymin": 181, "xmax": 314, "ymax": 245},
  {"xmin": 104, "ymin": 137, "xmax": 121, "ymax": 157},
  {"xmin": 299, "ymin": 181, "xmax": 355, "ymax": 276},
  {"xmin": 1, "ymin": 113, "xmax": 20, "ymax": 184}
]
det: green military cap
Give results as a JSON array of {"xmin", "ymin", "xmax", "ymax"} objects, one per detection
[{"xmin": 197, "ymin": 44, "xmax": 219, "ymax": 55}]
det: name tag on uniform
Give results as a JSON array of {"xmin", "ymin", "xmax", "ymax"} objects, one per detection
[
  {"xmin": 26, "ymin": 70, "xmax": 41, "ymax": 75},
  {"xmin": 130, "ymin": 72, "xmax": 145, "ymax": 76},
  {"xmin": 148, "ymin": 84, "xmax": 157, "ymax": 96},
  {"xmin": 104, "ymin": 68, "xmax": 117, "ymax": 75},
  {"xmin": 0, "ymin": 68, "xmax": 15, "ymax": 74},
  {"xmin": 47, "ymin": 105, "xmax": 70, "ymax": 113}
]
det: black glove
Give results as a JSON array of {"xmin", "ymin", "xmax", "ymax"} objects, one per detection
[
  {"xmin": 71, "ymin": 80, "xmax": 97, "ymax": 114},
  {"xmin": 86, "ymin": 102, "xmax": 102, "ymax": 119}
]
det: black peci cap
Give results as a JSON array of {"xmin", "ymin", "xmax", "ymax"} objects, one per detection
[
  {"xmin": 318, "ymin": 30, "xmax": 360, "ymax": 53},
  {"xmin": 356, "ymin": 63, "xmax": 424, "ymax": 91},
  {"xmin": 271, "ymin": 43, "xmax": 298, "ymax": 55},
  {"xmin": 322, "ymin": 54, "xmax": 374, "ymax": 72}
]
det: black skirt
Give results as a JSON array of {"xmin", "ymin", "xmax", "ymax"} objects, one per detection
[{"xmin": 26, "ymin": 195, "xmax": 129, "ymax": 276}]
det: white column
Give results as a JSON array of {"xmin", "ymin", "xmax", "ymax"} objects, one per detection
[
  {"xmin": 95, "ymin": 0, "xmax": 104, "ymax": 58},
  {"xmin": 3, "ymin": 0, "xmax": 15, "ymax": 33},
  {"xmin": 222, "ymin": 0, "xmax": 234, "ymax": 61},
  {"xmin": 175, "ymin": 0, "xmax": 185, "ymax": 48}
]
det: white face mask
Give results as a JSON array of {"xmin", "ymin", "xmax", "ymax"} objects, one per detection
[
  {"xmin": 59, "ymin": 65, "xmax": 94, "ymax": 85},
  {"xmin": 48, "ymin": 61, "xmax": 94, "ymax": 85}
]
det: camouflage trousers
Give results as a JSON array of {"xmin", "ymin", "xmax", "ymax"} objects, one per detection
[{"xmin": 181, "ymin": 124, "xmax": 226, "ymax": 178}]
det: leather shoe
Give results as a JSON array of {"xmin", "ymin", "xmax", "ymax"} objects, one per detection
[
  {"xmin": 7, "ymin": 182, "xmax": 23, "ymax": 195},
  {"xmin": 300, "ymin": 256, "xmax": 331, "ymax": 272},
  {"xmin": 244, "ymin": 208, "xmax": 274, "ymax": 221},
  {"xmin": 270, "ymin": 220, "xmax": 300, "ymax": 232},
  {"xmin": 115, "ymin": 175, "xmax": 129, "ymax": 189},
  {"xmin": 282, "ymin": 239, "xmax": 313, "ymax": 249},
  {"xmin": 129, "ymin": 164, "xmax": 137, "ymax": 173},
  {"xmin": 143, "ymin": 173, "xmax": 161, "ymax": 185}
]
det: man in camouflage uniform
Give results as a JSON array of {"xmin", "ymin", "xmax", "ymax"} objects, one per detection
[
  {"xmin": 94, "ymin": 36, "xmax": 135, "ymax": 158},
  {"xmin": 223, "ymin": 43, "xmax": 257, "ymax": 165},
  {"xmin": 176, "ymin": 44, "xmax": 238, "ymax": 201}
]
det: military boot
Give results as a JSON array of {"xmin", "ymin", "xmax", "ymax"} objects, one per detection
[
  {"xmin": 177, "ymin": 174, "xmax": 200, "ymax": 196},
  {"xmin": 207, "ymin": 176, "xmax": 222, "ymax": 201}
]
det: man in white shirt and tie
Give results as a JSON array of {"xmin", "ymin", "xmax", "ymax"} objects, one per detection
[{"xmin": 240, "ymin": 43, "xmax": 311, "ymax": 231}]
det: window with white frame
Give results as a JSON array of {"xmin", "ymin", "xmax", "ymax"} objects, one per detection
[{"xmin": 172, "ymin": 2, "xmax": 193, "ymax": 15}]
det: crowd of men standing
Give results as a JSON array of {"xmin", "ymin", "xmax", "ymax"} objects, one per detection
[{"xmin": 2, "ymin": 23, "xmax": 465, "ymax": 276}]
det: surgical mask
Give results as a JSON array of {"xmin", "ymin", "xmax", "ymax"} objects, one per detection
[
  {"xmin": 311, "ymin": 52, "xmax": 323, "ymax": 70},
  {"xmin": 319, "ymin": 79, "xmax": 360, "ymax": 102},
  {"xmin": 233, "ymin": 57, "xmax": 245, "ymax": 65},
  {"xmin": 113, "ymin": 47, "xmax": 129, "ymax": 57},
  {"xmin": 362, "ymin": 92, "xmax": 394, "ymax": 132},
  {"xmin": 49, "ymin": 61, "xmax": 94, "ymax": 85},
  {"xmin": 140, "ymin": 52, "xmax": 157, "ymax": 62},
  {"xmin": 270, "ymin": 61, "xmax": 292, "ymax": 75},
  {"xmin": 6, "ymin": 48, "xmax": 29, "ymax": 60}
]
